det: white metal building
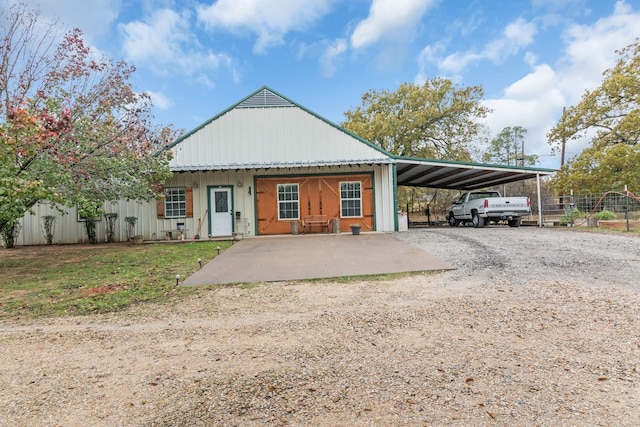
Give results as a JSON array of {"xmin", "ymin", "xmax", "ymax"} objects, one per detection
[
  {"xmin": 13, "ymin": 87, "xmax": 397, "ymax": 244},
  {"xmin": 11, "ymin": 86, "xmax": 554, "ymax": 246}
]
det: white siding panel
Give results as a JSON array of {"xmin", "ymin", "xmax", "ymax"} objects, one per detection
[
  {"xmin": 374, "ymin": 165, "xmax": 397, "ymax": 232},
  {"xmin": 169, "ymin": 107, "xmax": 390, "ymax": 170},
  {"xmin": 14, "ymin": 199, "xmax": 151, "ymax": 246},
  {"xmin": 12, "ymin": 164, "xmax": 397, "ymax": 246}
]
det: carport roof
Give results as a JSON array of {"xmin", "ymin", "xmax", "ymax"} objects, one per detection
[{"xmin": 395, "ymin": 156, "xmax": 556, "ymax": 190}]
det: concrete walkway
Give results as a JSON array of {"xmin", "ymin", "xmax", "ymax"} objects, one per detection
[{"xmin": 183, "ymin": 232, "xmax": 454, "ymax": 285}]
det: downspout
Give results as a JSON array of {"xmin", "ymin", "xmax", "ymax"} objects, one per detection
[
  {"xmin": 253, "ymin": 175, "xmax": 259, "ymax": 236},
  {"xmin": 393, "ymin": 163, "xmax": 399, "ymax": 232},
  {"xmin": 536, "ymin": 172, "xmax": 543, "ymax": 227}
]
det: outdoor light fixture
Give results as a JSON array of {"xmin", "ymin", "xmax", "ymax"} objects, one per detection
[
  {"xmin": 175, "ymin": 274, "xmax": 180, "ymax": 286},
  {"xmin": 198, "ymin": 258, "xmax": 202, "ymax": 269},
  {"xmin": 216, "ymin": 246, "xmax": 221, "ymax": 255}
]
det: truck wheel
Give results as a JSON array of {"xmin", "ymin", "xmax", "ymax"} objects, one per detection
[
  {"xmin": 508, "ymin": 218, "xmax": 522, "ymax": 227},
  {"xmin": 472, "ymin": 212, "xmax": 485, "ymax": 228},
  {"xmin": 448, "ymin": 214, "xmax": 460, "ymax": 227}
]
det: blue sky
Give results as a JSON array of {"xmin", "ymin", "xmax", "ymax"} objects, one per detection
[{"xmin": 11, "ymin": 0, "xmax": 640, "ymax": 168}]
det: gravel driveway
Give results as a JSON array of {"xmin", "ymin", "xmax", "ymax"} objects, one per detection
[
  {"xmin": 1, "ymin": 227, "xmax": 639, "ymax": 426},
  {"xmin": 398, "ymin": 226, "xmax": 640, "ymax": 288}
]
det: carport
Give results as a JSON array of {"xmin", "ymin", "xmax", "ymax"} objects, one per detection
[
  {"xmin": 394, "ymin": 156, "xmax": 556, "ymax": 226},
  {"xmin": 182, "ymin": 158, "xmax": 555, "ymax": 285}
]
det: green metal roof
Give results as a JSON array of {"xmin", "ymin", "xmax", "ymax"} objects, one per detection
[{"xmin": 395, "ymin": 156, "xmax": 556, "ymax": 190}]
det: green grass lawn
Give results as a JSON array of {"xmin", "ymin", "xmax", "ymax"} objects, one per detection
[{"xmin": 0, "ymin": 240, "xmax": 232, "ymax": 319}]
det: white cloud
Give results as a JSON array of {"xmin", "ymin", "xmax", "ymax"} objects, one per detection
[
  {"xmin": 531, "ymin": 0, "xmax": 587, "ymax": 12},
  {"xmin": 319, "ymin": 38, "xmax": 347, "ymax": 77},
  {"xmin": 482, "ymin": 1, "xmax": 640, "ymax": 168},
  {"xmin": 504, "ymin": 64, "xmax": 558, "ymax": 101},
  {"xmin": 120, "ymin": 9, "xmax": 188, "ymax": 68},
  {"xmin": 415, "ymin": 41, "xmax": 448, "ymax": 83},
  {"xmin": 438, "ymin": 51, "xmax": 481, "ymax": 75},
  {"xmin": 483, "ymin": 65, "xmax": 564, "ymax": 165},
  {"xmin": 197, "ymin": 0, "xmax": 337, "ymax": 54},
  {"xmin": 439, "ymin": 17, "xmax": 537, "ymax": 74},
  {"xmin": 19, "ymin": 0, "xmax": 120, "ymax": 41},
  {"xmin": 119, "ymin": 8, "xmax": 233, "ymax": 82},
  {"xmin": 350, "ymin": 0, "xmax": 437, "ymax": 50},
  {"xmin": 558, "ymin": 0, "xmax": 639, "ymax": 104},
  {"xmin": 524, "ymin": 51, "xmax": 538, "ymax": 66},
  {"xmin": 146, "ymin": 90, "xmax": 173, "ymax": 110}
]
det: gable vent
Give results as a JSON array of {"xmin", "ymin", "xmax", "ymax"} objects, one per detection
[{"xmin": 237, "ymin": 88, "xmax": 294, "ymax": 108}]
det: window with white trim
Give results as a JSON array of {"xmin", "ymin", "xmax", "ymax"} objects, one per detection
[
  {"xmin": 277, "ymin": 184, "xmax": 299, "ymax": 220},
  {"xmin": 164, "ymin": 187, "xmax": 186, "ymax": 218},
  {"xmin": 340, "ymin": 181, "xmax": 362, "ymax": 217}
]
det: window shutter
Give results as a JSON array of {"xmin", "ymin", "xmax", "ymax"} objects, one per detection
[
  {"xmin": 186, "ymin": 187, "xmax": 194, "ymax": 218},
  {"xmin": 156, "ymin": 198, "xmax": 165, "ymax": 219}
]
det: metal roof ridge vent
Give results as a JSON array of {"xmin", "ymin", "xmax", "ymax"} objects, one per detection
[{"xmin": 237, "ymin": 88, "xmax": 294, "ymax": 108}]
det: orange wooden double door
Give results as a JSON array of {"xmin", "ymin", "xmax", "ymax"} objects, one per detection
[{"xmin": 256, "ymin": 174, "xmax": 374, "ymax": 235}]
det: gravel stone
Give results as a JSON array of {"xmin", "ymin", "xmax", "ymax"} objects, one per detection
[{"xmin": 1, "ymin": 227, "xmax": 639, "ymax": 426}]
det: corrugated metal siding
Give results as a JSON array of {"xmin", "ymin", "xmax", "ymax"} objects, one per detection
[
  {"xmin": 12, "ymin": 165, "xmax": 396, "ymax": 246},
  {"xmin": 14, "ymin": 200, "xmax": 151, "ymax": 246},
  {"xmin": 169, "ymin": 107, "xmax": 390, "ymax": 171},
  {"xmin": 374, "ymin": 164, "xmax": 396, "ymax": 232}
]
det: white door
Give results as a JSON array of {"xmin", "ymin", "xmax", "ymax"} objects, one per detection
[{"xmin": 210, "ymin": 187, "xmax": 233, "ymax": 236}]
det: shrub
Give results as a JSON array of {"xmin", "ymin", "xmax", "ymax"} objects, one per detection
[
  {"xmin": 125, "ymin": 216, "xmax": 137, "ymax": 239},
  {"xmin": 42, "ymin": 215, "xmax": 57, "ymax": 245},
  {"xmin": 560, "ymin": 208, "xmax": 583, "ymax": 225},
  {"xmin": 105, "ymin": 213, "xmax": 118, "ymax": 243},
  {"xmin": 595, "ymin": 210, "xmax": 617, "ymax": 220},
  {"xmin": 1, "ymin": 221, "xmax": 22, "ymax": 248},
  {"xmin": 85, "ymin": 219, "xmax": 98, "ymax": 244}
]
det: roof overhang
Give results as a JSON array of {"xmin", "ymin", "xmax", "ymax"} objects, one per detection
[
  {"xmin": 395, "ymin": 156, "xmax": 556, "ymax": 191},
  {"xmin": 170, "ymin": 158, "xmax": 393, "ymax": 172}
]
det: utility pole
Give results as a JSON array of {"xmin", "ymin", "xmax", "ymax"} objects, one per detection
[{"xmin": 560, "ymin": 106, "xmax": 566, "ymax": 167}]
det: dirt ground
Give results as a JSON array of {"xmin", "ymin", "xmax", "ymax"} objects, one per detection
[{"xmin": 1, "ymin": 228, "xmax": 639, "ymax": 426}]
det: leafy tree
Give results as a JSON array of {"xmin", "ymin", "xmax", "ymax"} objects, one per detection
[
  {"xmin": 0, "ymin": 4, "xmax": 178, "ymax": 244},
  {"xmin": 548, "ymin": 38, "xmax": 640, "ymax": 193},
  {"xmin": 550, "ymin": 144, "xmax": 640, "ymax": 194},
  {"xmin": 342, "ymin": 79, "xmax": 490, "ymax": 160},
  {"xmin": 342, "ymin": 79, "xmax": 490, "ymax": 211},
  {"xmin": 483, "ymin": 126, "xmax": 538, "ymax": 166}
]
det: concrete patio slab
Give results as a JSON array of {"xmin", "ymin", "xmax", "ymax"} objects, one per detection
[{"xmin": 182, "ymin": 232, "xmax": 454, "ymax": 285}]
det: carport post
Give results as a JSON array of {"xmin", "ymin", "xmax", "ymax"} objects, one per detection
[
  {"xmin": 626, "ymin": 185, "xmax": 630, "ymax": 232},
  {"xmin": 536, "ymin": 173, "xmax": 543, "ymax": 227}
]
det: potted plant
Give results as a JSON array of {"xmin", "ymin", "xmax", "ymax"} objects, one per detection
[{"xmin": 350, "ymin": 224, "xmax": 361, "ymax": 235}]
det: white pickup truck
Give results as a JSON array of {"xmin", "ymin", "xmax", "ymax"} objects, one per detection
[{"xmin": 447, "ymin": 190, "xmax": 531, "ymax": 228}]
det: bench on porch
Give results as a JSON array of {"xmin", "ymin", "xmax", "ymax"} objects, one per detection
[
  {"xmin": 302, "ymin": 215, "xmax": 329, "ymax": 233},
  {"xmin": 161, "ymin": 229, "xmax": 188, "ymax": 240}
]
